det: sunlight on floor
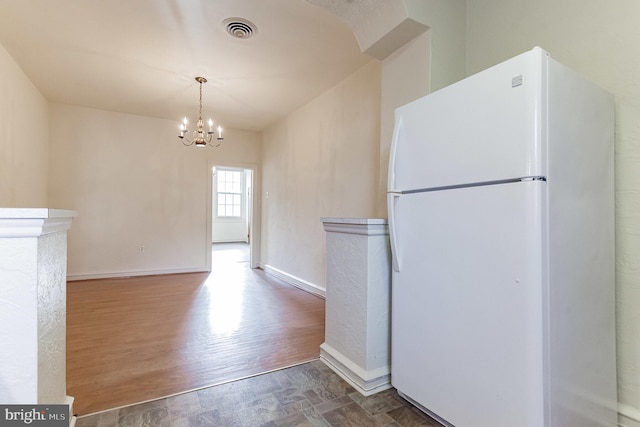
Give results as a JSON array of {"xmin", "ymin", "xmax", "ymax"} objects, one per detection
[
  {"xmin": 203, "ymin": 271, "xmax": 245, "ymax": 336},
  {"xmin": 205, "ymin": 243, "xmax": 250, "ymax": 335},
  {"xmin": 211, "ymin": 242, "xmax": 249, "ymax": 267}
]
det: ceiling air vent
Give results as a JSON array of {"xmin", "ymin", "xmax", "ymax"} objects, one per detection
[{"xmin": 224, "ymin": 18, "xmax": 257, "ymax": 40}]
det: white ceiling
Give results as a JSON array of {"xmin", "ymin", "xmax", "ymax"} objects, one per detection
[{"xmin": 0, "ymin": 0, "xmax": 373, "ymax": 131}]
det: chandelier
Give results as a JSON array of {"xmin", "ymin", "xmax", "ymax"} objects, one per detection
[{"xmin": 179, "ymin": 77, "xmax": 224, "ymax": 147}]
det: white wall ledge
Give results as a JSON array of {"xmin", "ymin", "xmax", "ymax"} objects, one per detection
[
  {"xmin": 0, "ymin": 208, "xmax": 77, "ymax": 237},
  {"xmin": 0, "ymin": 208, "xmax": 78, "ymax": 219},
  {"xmin": 321, "ymin": 217, "xmax": 388, "ymax": 236}
]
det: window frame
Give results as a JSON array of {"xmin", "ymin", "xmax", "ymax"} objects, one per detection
[{"xmin": 214, "ymin": 168, "xmax": 245, "ymax": 219}]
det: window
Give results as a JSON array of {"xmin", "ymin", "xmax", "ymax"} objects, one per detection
[{"xmin": 216, "ymin": 169, "xmax": 243, "ymax": 217}]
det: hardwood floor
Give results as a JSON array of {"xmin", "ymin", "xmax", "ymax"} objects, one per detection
[{"xmin": 67, "ymin": 244, "xmax": 325, "ymax": 416}]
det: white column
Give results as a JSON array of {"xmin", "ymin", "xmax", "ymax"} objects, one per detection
[
  {"xmin": 0, "ymin": 208, "xmax": 76, "ymax": 410},
  {"xmin": 320, "ymin": 217, "xmax": 391, "ymax": 395}
]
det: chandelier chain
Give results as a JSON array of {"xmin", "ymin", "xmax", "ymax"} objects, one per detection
[{"xmin": 198, "ymin": 81, "xmax": 203, "ymax": 121}]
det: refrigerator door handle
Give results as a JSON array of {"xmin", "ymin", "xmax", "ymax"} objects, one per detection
[
  {"xmin": 388, "ymin": 192, "xmax": 401, "ymax": 272},
  {"xmin": 388, "ymin": 115, "xmax": 403, "ymax": 192}
]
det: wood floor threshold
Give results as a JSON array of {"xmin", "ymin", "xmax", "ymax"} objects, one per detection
[{"xmin": 77, "ymin": 357, "xmax": 320, "ymax": 418}]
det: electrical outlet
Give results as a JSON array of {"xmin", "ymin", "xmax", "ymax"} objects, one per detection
[{"xmin": 139, "ymin": 245, "xmax": 145, "ymax": 252}]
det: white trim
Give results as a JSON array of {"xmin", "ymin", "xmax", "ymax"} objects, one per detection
[
  {"xmin": 0, "ymin": 208, "xmax": 76, "ymax": 237},
  {"xmin": 41, "ymin": 217, "xmax": 74, "ymax": 235},
  {"xmin": 620, "ymin": 403, "xmax": 640, "ymax": 427},
  {"xmin": 321, "ymin": 217, "xmax": 388, "ymax": 236},
  {"xmin": 0, "ymin": 217, "xmax": 74, "ymax": 237},
  {"xmin": 0, "ymin": 208, "xmax": 77, "ymax": 219},
  {"xmin": 319, "ymin": 217, "xmax": 387, "ymax": 226},
  {"xmin": 67, "ymin": 267, "xmax": 206, "ymax": 281},
  {"xmin": 260, "ymin": 264, "xmax": 326, "ymax": 298},
  {"xmin": 319, "ymin": 342, "xmax": 391, "ymax": 396},
  {"xmin": 65, "ymin": 395, "xmax": 76, "ymax": 426},
  {"xmin": 65, "ymin": 395, "xmax": 74, "ymax": 413}
]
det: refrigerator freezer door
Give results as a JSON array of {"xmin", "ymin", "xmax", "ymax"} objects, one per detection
[
  {"xmin": 391, "ymin": 181, "xmax": 546, "ymax": 427},
  {"xmin": 389, "ymin": 48, "xmax": 547, "ymax": 193}
]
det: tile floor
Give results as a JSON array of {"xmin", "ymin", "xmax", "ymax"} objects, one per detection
[{"xmin": 75, "ymin": 360, "xmax": 441, "ymax": 427}]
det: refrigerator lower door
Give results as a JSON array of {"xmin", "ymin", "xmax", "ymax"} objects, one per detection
[{"xmin": 391, "ymin": 180, "xmax": 546, "ymax": 427}]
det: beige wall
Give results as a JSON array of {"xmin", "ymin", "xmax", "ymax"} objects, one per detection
[
  {"xmin": 261, "ymin": 60, "xmax": 381, "ymax": 290},
  {"xmin": 0, "ymin": 44, "xmax": 48, "ymax": 207},
  {"xmin": 466, "ymin": 0, "xmax": 640, "ymax": 423},
  {"xmin": 405, "ymin": 0, "xmax": 467, "ymax": 93},
  {"xmin": 377, "ymin": 32, "xmax": 431, "ymax": 216},
  {"xmin": 375, "ymin": 0, "xmax": 467, "ymax": 215},
  {"xmin": 48, "ymin": 103, "xmax": 261, "ymax": 278}
]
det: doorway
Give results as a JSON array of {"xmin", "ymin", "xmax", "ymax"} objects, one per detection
[
  {"xmin": 212, "ymin": 167, "xmax": 251, "ymax": 243},
  {"xmin": 206, "ymin": 162, "xmax": 259, "ymax": 271}
]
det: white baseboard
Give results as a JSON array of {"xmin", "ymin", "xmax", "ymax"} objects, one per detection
[
  {"xmin": 320, "ymin": 342, "xmax": 391, "ymax": 396},
  {"xmin": 65, "ymin": 395, "xmax": 76, "ymax": 427},
  {"xmin": 67, "ymin": 267, "xmax": 207, "ymax": 281},
  {"xmin": 260, "ymin": 264, "xmax": 325, "ymax": 298},
  {"xmin": 619, "ymin": 403, "xmax": 640, "ymax": 427}
]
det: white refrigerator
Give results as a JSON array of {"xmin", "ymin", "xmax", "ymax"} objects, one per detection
[{"xmin": 387, "ymin": 47, "xmax": 617, "ymax": 427}]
